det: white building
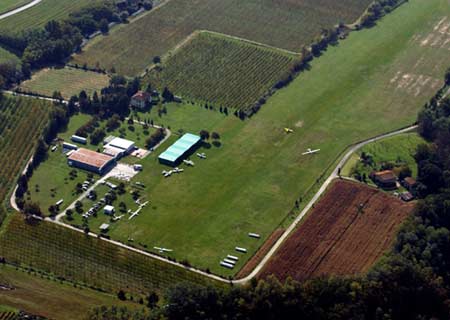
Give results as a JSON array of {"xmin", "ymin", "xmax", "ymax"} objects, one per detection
[
  {"xmin": 104, "ymin": 205, "xmax": 115, "ymax": 215},
  {"xmin": 103, "ymin": 137, "xmax": 136, "ymax": 158}
]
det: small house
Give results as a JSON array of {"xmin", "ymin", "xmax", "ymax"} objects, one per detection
[
  {"xmin": 130, "ymin": 91, "xmax": 152, "ymax": 109},
  {"xmin": 402, "ymin": 177, "xmax": 417, "ymax": 192},
  {"xmin": 104, "ymin": 205, "xmax": 115, "ymax": 215},
  {"xmin": 370, "ymin": 170, "xmax": 397, "ymax": 190},
  {"xmin": 400, "ymin": 191, "xmax": 414, "ymax": 202}
]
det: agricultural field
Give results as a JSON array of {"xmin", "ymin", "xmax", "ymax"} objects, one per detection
[
  {"xmin": 0, "ymin": 0, "xmax": 31, "ymax": 15},
  {"xmin": 0, "ymin": 265, "xmax": 138, "ymax": 320},
  {"xmin": 59, "ymin": 0, "xmax": 450, "ymax": 277},
  {"xmin": 147, "ymin": 32, "xmax": 298, "ymax": 111},
  {"xmin": 0, "ymin": 0, "xmax": 104, "ymax": 33},
  {"xmin": 0, "ymin": 213, "xmax": 222, "ymax": 294},
  {"xmin": 259, "ymin": 180, "xmax": 413, "ymax": 282},
  {"xmin": 72, "ymin": 0, "xmax": 373, "ymax": 75},
  {"xmin": 342, "ymin": 132, "xmax": 426, "ymax": 179},
  {"xmin": 19, "ymin": 67, "xmax": 110, "ymax": 99},
  {"xmin": 0, "ymin": 96, "xmax": 50, "ymax": 220}
]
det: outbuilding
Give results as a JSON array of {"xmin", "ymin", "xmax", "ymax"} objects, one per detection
[
  {"xmin": 370, "ymin": 170, "xmax": 397, "ymax": 190},
  {"xmin": 158, "ymin": 133, "xmax": 201, "ymax": 166},
  {"xmin": 104, "ymin": 205, "xmax": 115, "ymax": 215}
]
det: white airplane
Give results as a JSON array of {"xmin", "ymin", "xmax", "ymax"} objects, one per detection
[
  {"xmin": 302, "ymin": 148, "xmax": 320, "ymax": 155},
  {"xmin": 284, "ymin": 128, "xmax": 294, "ymax": 134},
  {"xmin": 173, "ymin": 167, "xmax": 184, "ymax": 173},
  {"xmin": 164, "ymin": 171, "xmax": 172, "ymax": 178},
  {"xmin": 183, "ymin": 159, "xmax": 195, "ymax": 166},
  {"xmin": 196, "ymin": 153, "xmax": 206, "ymax": 159},
  {"xmin": 154, "ymin": 247, "xmax": 173, "ymax": 253}
]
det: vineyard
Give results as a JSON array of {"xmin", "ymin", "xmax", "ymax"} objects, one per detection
[
  {"xmin": 147, "ymin": 32, "xmax": 298, "ymax": 111},
  {"xmin": 19, "ymin": 67, "xmax": 110, "ymax": 99},
  {"xmin": 72, "ymin": 0, "xmax": 372, "ymax": 75},
  {"xmin": 0, "ymin": 0, "xmax": 104, "ymax": 33},
  {"xmin": 0, "ymin": 312, "xmax": 18, "ymax": 320},
  {"xmin": 260, "ymin": 180, "xmax": 413, "ymax": 282},
  {"xmin": 0, "ymin": 96, "xmax": 50, "ymax": 223},
  {"xmin": 0, "ymin": 214, "xmax": 223, "ymax": 294}
]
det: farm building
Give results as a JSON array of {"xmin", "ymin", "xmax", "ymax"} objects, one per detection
[
  {"xmin": 158, "ymin": 133, "xmax": 201, "ymax": 166},
  {"xmin": 68, "ymin": 148, "xmax": 116, "ymax": 175},
  {"xmin": 402, "ymin": 177, "xmax": 417, "ymax": 192},
  {"xmin": 370, "ymin": 170, "xmax": 397, "ymax": 190},
  {"xmin": 71, "ymin": 135, "xmax": 87, "ymax": 145},
  {"xmin": 103, "ymin": 137, "xmax": 136, "ymax": 158},
  {"xmin": 130, "ymin": 91, "xmax": 152, "ymax": 109},
  {"xmin": 104, "ymin": 205, "xmax": 115, "ymax": 215}
]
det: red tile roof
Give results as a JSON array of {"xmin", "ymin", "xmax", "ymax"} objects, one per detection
[{"xmin": 132, "ymin": 91, "xmax": 151, "ymax": 101}]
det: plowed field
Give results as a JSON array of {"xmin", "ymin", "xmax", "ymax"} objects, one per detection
[{"xmin": 260, "ymin": 180, "xmax": 413, "ymax": 282}]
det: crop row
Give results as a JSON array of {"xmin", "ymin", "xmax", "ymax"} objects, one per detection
[
  {"xmin": 148, "ymin": 33, "xmax": 297, "ymax": 111},
  {"xmin": 0, "ymin": 97, "xmax": 50, "ymax": 214},
  {"xmin": 0, "ymin": 214, "xmax": 223, "ymax": 294}
]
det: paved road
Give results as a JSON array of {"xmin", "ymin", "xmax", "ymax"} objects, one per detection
[
  {"xmin": 0, "ymin": 0, "xmax": 42, "ymax": 20},
  {"xmin": 8, "ymin": 104, "xmax": 418, "ymax": 284}
]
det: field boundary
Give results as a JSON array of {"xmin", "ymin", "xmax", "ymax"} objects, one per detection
[{"xmin": 0, "ymin": 0, "xmax": 41, "ymax": 20}]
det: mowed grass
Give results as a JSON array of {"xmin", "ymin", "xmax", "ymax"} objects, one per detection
[
  {"xmin": 0, "ymin": 0, "xmax": 31, "ymax": 15},
  {"xmin": 72, "ymin": 0, "xmax": 372, "ymax": 75},
  {"xmin": 342, "ymin": 132, "xmax": 426, "ymax": 178},
  {"xmin": 0, "ymin": 0, "xmax": 104, "ymax": 33},
  {"xmin": 0, "ymin": 265, "xmax": 138, "ymax": 320},
  {"xmin": 19, "ymin": 67, "xmax": 110, "ymax": 99},
  {"xmin": 78, "ymin": 0, "xmax": 450, "ymax": 277},
  {"xmin": 147, "ymin": 32, "xmax": 298, "ymax": 111}
]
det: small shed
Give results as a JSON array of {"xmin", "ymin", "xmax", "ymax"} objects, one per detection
[
  {"xmin": 99, "ymin": 223, "xmax": 110, "ymax": 232},
  {"xmin": 104, "ymin": 205, "xmax": 115, "ymax": 215},
  {"xmin": 402, "ymin": 177, "xmax": 417, "ymax": 191}
]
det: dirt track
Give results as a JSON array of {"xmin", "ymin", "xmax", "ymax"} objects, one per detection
[{"xmin": 260, "ymin": 180, "xmax": 414, "ymax": 282}]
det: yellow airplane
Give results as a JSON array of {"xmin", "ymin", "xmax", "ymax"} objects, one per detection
[{"xmin": 284, "ymin": 128, "xmax": 294, "ymax": 133}]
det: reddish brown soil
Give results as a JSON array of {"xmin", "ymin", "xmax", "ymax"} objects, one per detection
[
  {"xmin": 236, "ymin": 228, "xmax": 285, "ymax": 279},
  {"xmin": 260, "ymin": 180, "xmax": 414, "ymax": 282}
]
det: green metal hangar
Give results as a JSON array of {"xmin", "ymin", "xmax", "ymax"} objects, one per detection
[{"xmin": 158, "ymin": 133, "xmax": 201, "ymax": 166}]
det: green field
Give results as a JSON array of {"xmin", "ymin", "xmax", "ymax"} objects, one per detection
[
  {"xmin": 19, "ymin": 67, "xmax": 110, "ymax": 99},
  {"xmin": 0, "ymin": 0, "xmax": 104, "ymax": 33},
  {"xmin": 72, "ymin": 0, "xmax": 372, "ymax": 75},
  {"xmin": 0, "ymin": 213, "xmax": 223, "ymax": 294},
  {"xmin": 0, "ymin": 47, "xmax": 19, "ymax": 65},
  {"xmin": 342, "ymin": 132, "xmax": 426, "ymax": 179},
  {"xmin": 69, "ymin": 0, "xmax": 450, "ymax": 276},
  {"xmin": 146, "ymin": 31, "xmax": 297, "ymax": 111},
  {"xmin": 0, "ymin": 0, "xmax": 31, "ymax": 15},
  {"xmin": 0, "ymin": 265, "xmax": 137, "ymax": 320},
  {"xmin": 0, "ymin": 96, "xmax": 50, "ymax": 221}
]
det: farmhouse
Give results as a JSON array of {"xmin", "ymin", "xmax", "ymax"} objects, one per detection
[
  {"xmin": 130, "ymin": 91, "xmax": 152, "ymax": 109},
  {"xmin": 370, "ymin": 170, "xmax": 397, "ymax": 189},
  {"xmin": 158, "ymin": 133, "xmax": 201, "ymax": 166},
  {"xmin": 68, "ymin": 148, "xmax": 116, "ymax": 175},
  {"xmin": 103, "ymin": 137, "xmax": 136, "ymax": 158}
]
